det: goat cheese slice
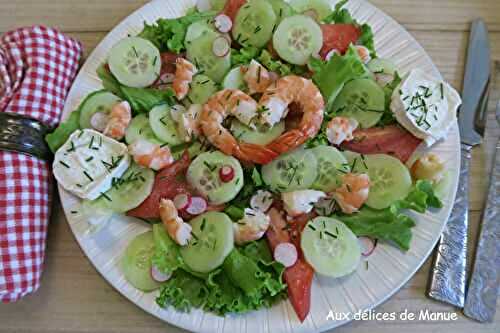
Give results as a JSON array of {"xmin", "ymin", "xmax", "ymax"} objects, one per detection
[
  {"xmin": 391, "ymin": 69, "xmax": 461, "ymax": 146},
  {"xmin": 53, "ymin": 129, "xmax": 130, "ymax": 200}
]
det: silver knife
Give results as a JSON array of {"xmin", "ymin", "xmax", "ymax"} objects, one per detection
[
  {"xmin": 427, "ymin": 18, "xmax": 490, "ymax": 307},
  {"xmin": 463, "ymin": 61, "xmax": 500, "ymax": 322}
]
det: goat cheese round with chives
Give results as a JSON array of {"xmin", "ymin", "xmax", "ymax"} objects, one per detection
[
  {"xmin": 53, "ymin": 129, "xmax": 130, "ymax": 200},
  {"xmin": 390, "ymin": 69, "xmax": 462, "ymax": 146}
]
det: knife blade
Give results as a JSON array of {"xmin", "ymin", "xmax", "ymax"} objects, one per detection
[
  {"xmin": 463, "ymin": 62, "xmax": 500, "ymax": 323},
  {"xmin": 427, "ymin": 18, "xmax": 491, "ymax": 307}
]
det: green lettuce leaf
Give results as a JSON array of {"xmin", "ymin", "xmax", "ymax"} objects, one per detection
[
  {"xmin": 156, "ymin": 240, "xmax": 286, "ymax": 316},
  {"xmin": 120, "ymin": 86, "xmax": 175, "ymax": 113},
  {"xmin": 257, "ymin": 50, "xmax": 307, "ymax": 76},
  {"xmin": 311, "ymin": 45, "xmax": 370, "ymax": 112},
  {"xmin": 96, "ymin": 64, "xmax": 124, "ymax": 97},
  {"xmin": 96, "ymin": 64, "xmax": 175, "ymax": 113},
  {"xmin": 230, "ymin": 46, "xmax": 260, "ymax": 67},
  {"xmin": 337, "ymin": 206, "xmax": 416, "ymax": 251},
  {"xmin": 45, "ymin": 108, "xmax": 81, "ymax": 153},
  {"xmin": 395, "ymin": 180, "xmax": 443, "ymax": 213},
  {"xmin": 139, "ymin": 9, "xmax": 216, "ymax": 53},
  {"xmin": 378, "ymin": 71, "xmax": 402, "ymax": 125},
  {"xmin": 156, "ymin": 269, "xmax": 208, "ymax": 311},
  {"xmin": 152, "ymin": 224, "xmax": 184, "ymax": 275},
  {"xmin": 337, "ymin": 180, "xmax": 443, "ymax": 251}
]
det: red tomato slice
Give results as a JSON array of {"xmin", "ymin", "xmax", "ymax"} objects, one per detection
[
  {"xmin": 341, "ymin": 125, "xmax": 422, "ymax": 163},
  {"xmin": 319, "ymin": 24, "xmax": 361, "ymax": 59},
  {"xmin": 222, "ymin": 0, "xmax": 247, "ymax": 22},
  {"xmin": 127, "ymin": 152, "xmax": 191, "ymax": 219},
  {"xmin": 284, "ymin": 259, "xmax": 314, "ymax": 322},
  {"xmin": 266, "ymin": 208, "xmax": 315, "ymax": 322}
]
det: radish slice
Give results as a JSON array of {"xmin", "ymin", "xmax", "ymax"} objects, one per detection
[
  {"xmin": 212, "ymin": 36, "xmax": 230, "ymax": 57},
  {"xmin": 274, "ymin": 242, "xmax": 298, "ymax": 268},
  {"xmin": 303, "ymin": 9, "xmax": 319, "ymax": 22},
  {"xmin": 196, "ymin": 0, "xmax": 212, "ymax": 12},
  {"xmin": 90, "ymin": 112, "xmax": 109, "ymax": 132},
  {"xmin": 186, "ymin": 196, "xmax": 208, "ymax": 215},
  {"xmin": 214, "ymin": 14, "xmax": 232, "ymax": 33},
  {"xmin": 358, "ymin": 237, "xmax": 377, "ymax": 257},
  {"xmin": 325, "ymin": 49, "xmax": 340, "ymax": 61},
  {"xmin": 355, "ymin": 45, "xmax": 371, "ymax": 64},
  {"xmin": 219, "ymin": 165, "xmax": 235, "ymax": 182},
  {"xmin": 151, "ymin": 265, "xmax": 172, "ymax": 282},
  {"xmin": 173, "ymin": 193, "xmax": 192, "ymax": 211}
]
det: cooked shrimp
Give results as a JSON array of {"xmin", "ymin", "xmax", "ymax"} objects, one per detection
[
  {"xmin": 326, "ymin": 116, "xmax": 359, "ymax": 145},
  {"xmin": 159, "ymin": 198, "xmax": 192, "ymax": 246},
  {"xmin": 199, "ymin": 89, "xmax": 278, "ymax": 164},
  {"xmin": 172, "ymin": 58, "xmax": 197, "ymax": 100},
  {"xmin": 233, "ymin": 208, "xmax": 270, "ymax": 245},
  {"xmin": 103, "ymin": 101, "xmax": 132, "ymax": 140},
  {"xmin": 262, "ymin": 75, "xmax": 324, "ymax": 155},
  {"xmin": 176, "ymin": 104, "xmax": 203, "ymax": 142},
  {"xmin": 128, "ymin": 138, "xmax": 174, "ymax": 171},
  {"xmin": 243, "ymin": 60, "xmax": 273, "ymax": 94},
  {"xmin": 332, "ymin": 173, "xmax": 370, "ymax": 214},
  {"xmin": 411, "ymin": 153, "xmax": 445, "ymax": 183}
]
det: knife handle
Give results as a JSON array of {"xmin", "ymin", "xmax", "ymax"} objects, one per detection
[
  {"xmin": 427, "ymin": 144, "xmax": 470, "ymax": 307},
  {"xmin": 464, "ymin": 138, "xmax": 500, "ymax": 322}
]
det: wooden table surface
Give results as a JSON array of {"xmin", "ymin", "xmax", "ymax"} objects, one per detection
[{"xmin": 0, "ymin": 1, "xmax": 499, "ymax": 332}]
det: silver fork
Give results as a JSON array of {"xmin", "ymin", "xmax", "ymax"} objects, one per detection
[{"xmin": 463, "ymin": 61, "xmax": 500, "ymax": 322}]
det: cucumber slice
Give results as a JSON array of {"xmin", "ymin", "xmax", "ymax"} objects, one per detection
[
  {"xmin": 95, "ymin": 163, "xmax": 155, "ymax": 213},
  {"xmin": 171, "ymin": 140, "xmax": 208, "ymax": 160},
  {"xmin": 149, "ymin": 104, "xmax": 183, "ymax": 146},
  {"xmin": 232, "ymin": 0, "xmax": 277, "ymax": 48},
  {"xmin": 367, "ymin": 58, "xmax": 397, "ymax": 76},
  {"xmin": 269, "ymin": 0, "xmax": 295, "ymax": 23},
  {"xmin": 222, "ymin": 66, "xmax": 246, "ymax": 90},
  {"xmin": 433, "ymin": 171, "xmax": 452, "ymax": 201},
  {"xmin": 273, "ymin": 15, "xmax": 323, "ymax": 65},
  {"xmin": 180, "ymin": 211, "xmax": 234, "ymax": 273},
  {"xmin": 289, "ymin": 0, "xmax": 331, "ymax": 20},
  {"xmin": 122, "ymin": 231, "xmax": 160, "ymax": 291},
  {"xmin": 186, "ymin": 30, "xmax": 231, "ymax": 83},
  {"xmin": 108, "ymin": 37, "xmax": 161, "ymax": 88},
  {"xmin": 350, "ymin": 153, "xmax": 412, "ymax": 209},
  {"xmin": 125, "ymin": 114, "xmax": 162, "ymax": 145},
  {"xmin": 79, "ymin": 90, "xmax": 122, "ymax": 129},
  {"xmin": 210, "ymin": 0, "xmax": 227, "ymax": 11},
  {"xmin": 332, "ymin": 78, "xmax": 385, "ymax": 128},
  {"xmin": 185, "ymin": 20, "xmax": 217, "ymax": 45},
  {"xmin": 301, "ymin": 217, "xmax": 361, "ymax": 278},
  {"xmin": 187, "ymin": 74, "xmax": 219, "ymax": 104},
  {"xmin": 186, "ymin": 151, "xmax": 244, "ymax": 204},
  {"xmin": 310, "ymin": 146, "xmax": 349, "ymax": 192},
  {"xmin": 261, "ymin": 147, "xmax": 318, "ymax": 192},
  {"xmin": 230, "ymin": 120, "xmax": 285, "ymax": 145}
]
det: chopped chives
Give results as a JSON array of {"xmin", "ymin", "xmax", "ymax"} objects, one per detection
[
  {"xmin": 59, "ymin": 160, "xmax": 70, "ymax": 168},
  {"xmin": 83, "ymin": 171, "xmax": 94, "ymax": 182},
  {"xmin": 100, "ymin": 192, "xmax": 112, "ymax": 202},
  {"xmin": 85, "ymin": 156, "xmax": 94, "ymax": 162}
]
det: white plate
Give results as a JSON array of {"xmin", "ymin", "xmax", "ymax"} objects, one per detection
[{"xmin": 59, "ymin": 0, "xmax": 460, "ymax": 332}]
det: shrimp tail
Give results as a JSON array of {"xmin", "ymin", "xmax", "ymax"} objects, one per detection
[
  {"xmin": 267, "ymin": 129, "xmax": 309, "ymax": 155},
  {"xmin": 235, "ymin": 142, "xmax": 279, "ymax": 165}
]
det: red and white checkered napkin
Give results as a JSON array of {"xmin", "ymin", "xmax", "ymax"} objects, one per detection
[{"xmin": 0, "ymin": 26, "xmax": 82, "ymax": 302}]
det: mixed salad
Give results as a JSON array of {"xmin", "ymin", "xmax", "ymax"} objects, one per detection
[{"xmin": 46, "ymin": 0, "xmax": 461, "ymax": 322}]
